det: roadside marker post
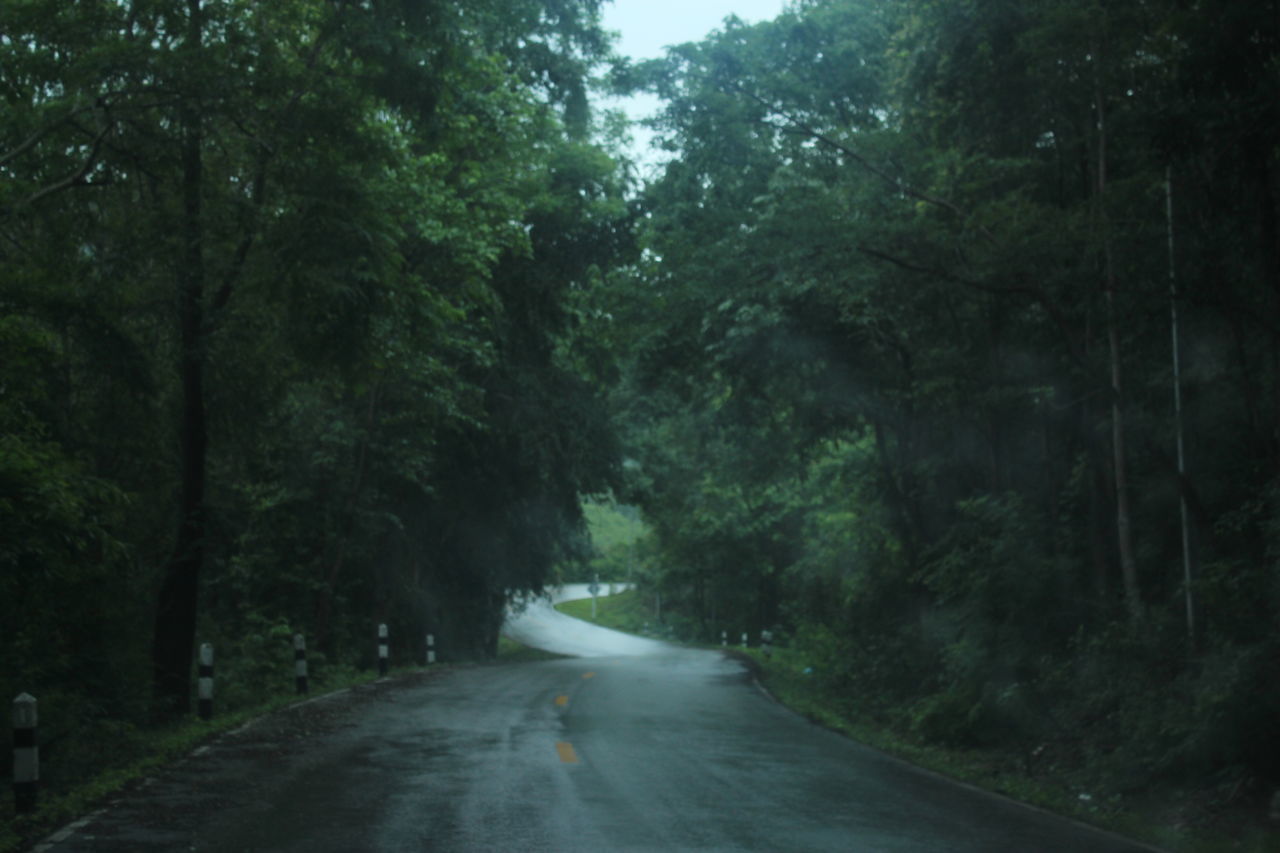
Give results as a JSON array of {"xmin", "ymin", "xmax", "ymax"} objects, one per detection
[
  {"xmin": 741, "ymin": 632, "xmax": 748, "ymax": 649},
  {"xmin": 721, "ymin": 631, "xmax": 727, "ymax": 647},
  {"xmin": 198, "ymin": 643, "xmax": 214, "ymax": 720},
  {"xmin": 378, "ymin": 624, "xmax": 389, "ymax": 676},
  {"xmin": 12, "ymin": 693, "xmax": 38, "ymax": 814},
  {"xmin": 294, "ymin": 633, "xmax": 308, "ymax": 695},
  {"xmin": 426, "ymin": 633, "xmax": 436, "ymax": 665},
  {"xmin": 761, "ymin": 629, "xmax": 774, "ymax": 660}
]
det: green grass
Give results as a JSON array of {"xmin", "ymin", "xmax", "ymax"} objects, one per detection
[
  {"xmin": 495, "ymin": 635, "xmax": 571, "ymax": 662},
  {"xmin": 554, "ymin": 587, "xmax": 652, "ymax": 635}
]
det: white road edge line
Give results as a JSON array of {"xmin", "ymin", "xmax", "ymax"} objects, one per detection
[{"xmin": 31, "ymin": 809, "xmax": 106, "ymax": 852}]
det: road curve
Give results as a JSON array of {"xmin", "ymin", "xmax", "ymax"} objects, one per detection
[
  {"xmin": 502, "ymin": 583, "xmax": 663, "ymax": 657},
  {"xmin": 43, "ymin": 586, "xmax": 1162, "ymax": 851}
]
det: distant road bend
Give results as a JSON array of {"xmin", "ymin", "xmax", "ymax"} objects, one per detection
[{"xmin": 44, "ymin": 584, "xmax": 1161, "ymax": 852}]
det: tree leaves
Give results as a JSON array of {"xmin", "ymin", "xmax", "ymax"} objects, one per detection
[
  {"xmin": 607, "ymin": 0, "xmax": 1280, "ymax": 783},
  {"xmin": 2, "ymin": 0, "xmax": 631, "ymax": 714}
]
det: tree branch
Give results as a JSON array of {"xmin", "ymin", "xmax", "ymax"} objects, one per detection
[
  {"xmin": 855, "ymin": 244, "xmax": 1086, "ymax": 365},
  {"xmin": 208, "ymin": 155, "xmax": 268, "ymax": 318},
  {"xmin": 2, "ymin": 92, "xmax": 178, "ymax": 171},
  {"xmin": 15, "ymin": 121, "xmax": 114, "ymax": 209},
  {"xmin": 729, "ymin": 82, "xmax": 988, "ymax": 236},
  {"xmin": 0, "ymin": 104, "xmax": 103, "ymax": 169}
]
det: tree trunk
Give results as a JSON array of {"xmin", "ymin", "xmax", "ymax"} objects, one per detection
[
  {"xmin": 314, "ymin": 383, "xmax": 380, "ymax": 652},
  {"xmin": 1094, "ymin": 47, "xmax": 1143, "ymax": 623},
  {"xmin": 872, "ymin": 420, "xmax": 919, "ymax": 568},
  {"xmin": 1167, "ymin": 169, "xmax": 1196, "ymax": 646},
  {"xmin": 1088, "ymin": 449, "xmax": 1112, "ymax": 600},
  {"xmin": 1257, "ymin": 151, "xmax": 1280, "ymax": 477},
  {"xmin": 1105, "ymin": 287, "xmax": 1142, "ymax": 622},
  {"xmin": 152, "ymin": 0, "xmax": 206, "ymax": 718},
  {"xmin": 1081, "ymin": 308, "xmax": 1112, "ymax": 601}
]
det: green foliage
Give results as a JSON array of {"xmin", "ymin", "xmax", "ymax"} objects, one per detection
[
  {"xmin": 4, "ymin": 0, "xmax": 1279, "ymax": 843},
  {"xmin": 574, "ymin": 500, "xmax": 647, "ymax": 581},
  {"xmin": 584, "ymin": 501, "xmax": 647, "ymax": 551},
  {"xmin": 601, "ymin": 0, "xmax": 1280, "ymax": 835},
  {"xmin": 910, "ymin": 688, "xmax": 984, "ymax": 747},
  {"xmin": 747, "ymin": 641, "xmax": 1280, "ymax": 852},
  {"xmin": 1, "ymin": 0, "xmax": 632, "ymax": 816}
]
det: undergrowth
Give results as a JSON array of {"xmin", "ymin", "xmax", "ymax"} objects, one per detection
[{"xmin": 746, "ymin": 646, "xmax": 1279, "ymax": 853}]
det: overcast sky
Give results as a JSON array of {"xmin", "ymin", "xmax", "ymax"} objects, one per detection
[{"xmin": 599, "ymin": 0, "xmax": 790, "ymax": 173}]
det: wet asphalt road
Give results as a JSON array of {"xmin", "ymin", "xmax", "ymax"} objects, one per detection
[{"xmin": 43, "ymin": 588, "xmax": 1160, "ymax": 852}]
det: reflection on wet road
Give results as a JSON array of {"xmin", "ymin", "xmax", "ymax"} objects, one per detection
[{"xmin": 45, "ymin": 585, "xmax": 1161, "ymax": 852}]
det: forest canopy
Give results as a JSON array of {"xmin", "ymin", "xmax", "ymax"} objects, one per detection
[
  {"xmin": 600, "ymin": 0, "xmax": 1280, "ymax": 817},
  {"xmin": 2, "ymin": 0, "xmax": 1278, "ymax": 843},
  {"xmin": 1, "ymin": 0, "xmax": 632, "ymax": 722}
]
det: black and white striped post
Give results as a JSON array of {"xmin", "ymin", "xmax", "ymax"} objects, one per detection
[
  {"xmin": 741, "ymin": 631, "xmax": 748, "ymax": 649},
  {"xmin": 294, "ymin": 633, "xmax": 308, "ymax": 695},
  {"xmin": 721, "ymin": 630, "xmax": 727, "ymax": 647},
  {"xmin": 12, "ymin": 693, "xmax": 38, "ymax": 814},
  {"xmin": 426, "ymin": 633, "xmax": 436, "ymax": 665},
  {"xmin": 377, "ymin": 624, "xmax": 389, "ymax": 676},
  {"xmin": 198, "ymin": 643, "xmax": 214, "ymax": 720}
]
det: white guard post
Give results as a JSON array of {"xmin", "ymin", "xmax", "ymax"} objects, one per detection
[{"xmin": 294, "ymin": 633, "xmax": 308, "ymax": 694}]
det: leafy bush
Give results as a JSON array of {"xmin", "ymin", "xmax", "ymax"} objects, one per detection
[{"xmin": 911, "ymin": 688, "xmax": 983, "ymax": 746}]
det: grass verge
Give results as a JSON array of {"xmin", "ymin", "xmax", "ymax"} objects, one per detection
[
  {"xmin": 743, "ymin": 648, "xmax": 1278, "ymax": 853},
  {"xmin": 554, "ymin": 587, "xmax": 650, "ymax": 634},
  {"xmin": 496, "ymin": 635, "xmax": 571, "ymax": 663},
  {"xmin": 0, "ymin": 665, "xmax": 424, "ymax": 853}
]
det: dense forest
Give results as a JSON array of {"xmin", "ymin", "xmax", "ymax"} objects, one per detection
[
  {"xmin": 3, "ymin": 0, "xmax": 1279, "ymax": 845},
  {"xmin": 1, "ymin": 0, "xmax": 630, "ymax": 739},
  {"xmin": 605, "ymin": 0, "xmax": 1280, "ymax": 834}
]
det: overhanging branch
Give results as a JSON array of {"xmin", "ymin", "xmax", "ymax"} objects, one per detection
[
  {"xmin": 15, "ymin": 121, "xmax": 114, "ymax": 209},
  {"xmin": 728, "ymin": 82, "xmax": 988, "ymax": 237},
  {"xmin": 856, "ymin": 244, "xmax": 1085, "ymax": 365}
]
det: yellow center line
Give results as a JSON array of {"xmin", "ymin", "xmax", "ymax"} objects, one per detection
[
  {"xmin": 554, "ymin": 694, "xmax": 569, "ymax": 707},
  {"xmin": 582, "ymin": 671, "xmax": 596, "ymax": 680},
  {"xmin": 556, "ymin": 741, "xmax": 579, "ymax": 763}
]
